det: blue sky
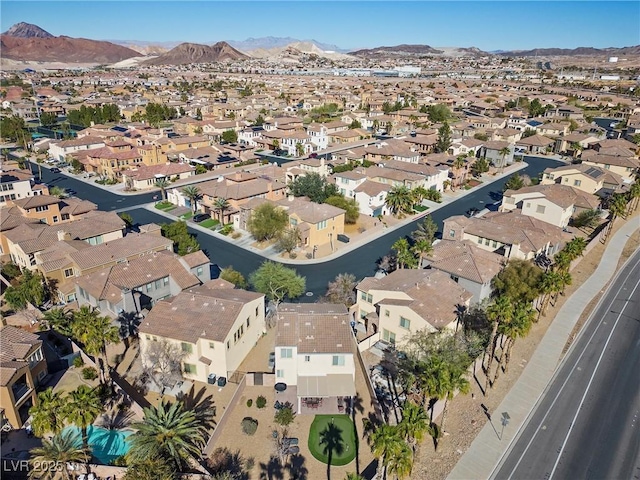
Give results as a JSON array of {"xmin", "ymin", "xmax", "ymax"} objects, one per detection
[{"xmin": 1, "ymin": 1, "xmax": 638, "ymax": 51}]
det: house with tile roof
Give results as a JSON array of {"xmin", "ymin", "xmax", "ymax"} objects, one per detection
[
  {"xmin": 515, "ymin": 134, "xmax": 555, "ymax": 154},
  {"xmin": 581, "ymin": 150, "xmax": 639, "ymax": 182},
  {"xmin": 74, "ymin": 250, "xmax": 209, "ymax": 319},
  {"xmin": 277, "ymin": 197, "xmax": 346, "ymax": 251},
  {"xmin": 10, "ymin": 194, "xmax": 97, "ymax": 227},
  {"xmin": 540, "ymin": 163, "xmax": 623, "ymax": 195},
  {"xmin": 139, "ymin": 281, "xmax": 266, "ymax": 384},
  {"xmin": 0, "ymin": 326, "xmax": 47, "ymax": 429},
  {"xmin": 442, "ymin": 210, "xmax": 566, "ymax": 261},
  {"xmin": 420, "ymin": 240, "xmax": 506, "ymax": 305},
  {"xmin": 274, "ymin": 303, "xmax": 356, "ymax": 414},
  {"xmin": 354, "ymin": 269, "xmax": 472, "ymax": 347},
  {"xmin": 0, "ymin": 168, "xmax": 36, "ymax": 207},
  {"xmin": 501, "ymin": 184, "xmax": 601, "ymax": 228}
]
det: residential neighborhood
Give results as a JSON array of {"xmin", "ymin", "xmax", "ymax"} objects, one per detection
[{"xmin": 1, "ymin": 5, "xmax": 639, "ymax": 480}]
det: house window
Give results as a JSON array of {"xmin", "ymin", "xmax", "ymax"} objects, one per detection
[
  {"xmin": 256, "ymin": 306, "xmax": 259, "ymax": 317},
  {"xmin": 155, "ymin": 279, "xmax": 161, "ymax": 289},
  {"xmin": 304, "ymin": 355, "xmax": 310, "ymax": 362},
  {"xmin": 317, "ymin": 220, "xmax": 327, "ymax": 230},
  {"xmin": 449, "ymin": 229, "xmax": 455, "ymax": 238},
  {"xmin": 181, "ymin": 342, "xmax": 193, "ymax": 354},
  {"xmin": 384, "ymin": 310, "xmax": 389, "ymax": 317},
  {"xmin": 63, "ymin": 268, "xmax": 73, "ymax": 278},
  {"xmin": 485, "ymin": 238, "xmax": 490, "ymax": 246},
  {"xmin": 183, "ymin": 363, "xmax": 196, "ymax": 375},
  {"xmin": 290, "ymin": 218, "xmax": 298, "ymax": 226},
  {"xmin": 227, "ymin": 341, "xmax": 230, "ymax": 350},
  {"xmin": 61, "ymin": 213, "xmax": 70, "ymax": 220},
  {"xmin": 573, "ymin": 180, "xmax": 581, "ymax": 187},
  {"xmin": 492, "ymin": 240, "xmax": 498, "ymax": 248},
  {"xmin": 163, "ymin": 276, "xmax": 169, "ymax": 285},
  {"xmin": 146, "ymin": 283, "xmax": 153, "ymax": 292},
  {"xmin": 477, "ymin": 237, "xmax": 483, "ymax": 244},
  {"xmin": 276, "ymin": 369, "xmax": 284, "ymax": 378},
  {"xmin": 399, "ymin": 317, "xmax": 411, "ymax": 329},
  {"xmin": 196, "ymin": 266, "xmax": 203, "ymax": 276},
  {"xmin": 53, "ymin": 216, "xmax": 59, "ymax": 223},
  {"xmin": 536, "ymin": 205, "xmax": 546, "ymax": 214},
  {"xmin": 382, "ymin": 329, "xmax": 396, "ymax": 345},
  {"xmin": 35, "ymin": 205, "xmax": 49, "ymax": 212},
  {"xmin": 246, "ymin": 317, "xmax": 250, "ymax": 328},
  {"xmin": 525, "ymin": 202, "xmax": 531, "ymax": 208},
  {"xmin": 209, "ymin": 342, "xmax": 215, "ymax": 349},
  {"xmin": 281, "ymin": 348, "xmax": 292, "ymax": 359},
  {"xmin": 332, "ymin": 355, "xmax": 345, "ymax": 366}
]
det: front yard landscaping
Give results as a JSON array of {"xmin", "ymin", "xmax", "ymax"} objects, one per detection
[{"xmin": 154, "ymin": 201, "xmax": 176, "ymax": 211}]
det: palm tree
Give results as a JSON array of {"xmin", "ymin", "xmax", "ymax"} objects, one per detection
[
  {"xmin": 42, "ymin": 307, "xmax": 73, "ymax": 336},
  {"xmin": 498, "ymin": 146, "xmax": 511, "ymax": 173},
  {"xmin": 411, "ymin": 238, "xmax": 433, "ymax": 267},
  {"xmin": 392, "ymin": 238, "xmax": 416, "ymax": 269},
  {"xmin": 127, "ymin": 400, "xmax": 212, "ymax": 472},
  {"xmin": 385, "ymin": 186, "xmax": 414, "ymax": 217},
  {"xmin": 440, "ymin": 364, "xmax": 470, "ymax": 434},
  {"xmin": 411, "ymin": 186, "xmax": 429, "ymax": 205},
  {"xmin": 397, "ymin": 401, "xmax": 429, "ymax": 456},
  {"xmin": 497, "ymin": 302, "xmax": 534, "ymax": 376},
  {"xmin": 484, "ymin": 296, "xmax": 513, "ymax": 392},
  {"xmin": 71, "ymin": 306, "xmax": 119, "ymax": 383},
  {"xmin": 538, "ymin": 270, "xmax": 562, "ymax": 318},
  {"xmin": 627, "ymin": 179, "xmax": 640, "ymax": 214},
  {"xmin": 453, "ymin": 154, "xmax": 466, "ymax": 188},
  {"xmin": 29, "ymin": 388, "xmax": 66, "ymax": 437},
  {"xmin": 154, "ymin": 178, "xmax": 170, "ymax": 202},
  {"xmin": 181, "ymin": 185, "xmax": 203, "ymax": 214},
  {"xmin": 213, "ymin": 197, "xmax": 231, "ymax": 225},
  {"xmin": 344, "ymin": 473, "xmax": 365, "ymax": 480},
  {"xmin": 385, "ymin": 442, "xmax": 413, "ymax": 479},
  {"xmin": 29, "ymin": 431, "xmax": 90, "ymax": 480},
  {"xmin": 564, "ymin": 237, "xmax": 587, "ymax": 261},
  {"xmin": 295, "ymin": 142, "xmax": 305, "ymax": 157},
  {"xmin": 65, "ymin": 385, "xmax": 102, "ymax": 451},
  {"xmin": 370, "ymin": 424, "xmax": 404, "ymax": 480},
  {"xmin": 272, "ymin": 138, "xmax": 280, "ymax": 153},
  {"xmin": 49, "ymin": 186, "xmax": 67, "ymax": 198},
  {"xmin": 411, "ymin": 215, "xmax": 437, "ymax": 245}
]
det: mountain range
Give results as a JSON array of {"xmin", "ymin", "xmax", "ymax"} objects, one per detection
[{"xmin": 497, "ymin": 46, "xmax": 640, "ymax": 56}]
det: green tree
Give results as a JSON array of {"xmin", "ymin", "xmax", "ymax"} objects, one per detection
[
  {"xmin": 426, "ymin": 104, "xmax": 451, "ymax": 123},
  {"xmin": 571, "ymin": 209, "xmax": 601, "ymax": 229},
  {"xmin": 4, "ymin": 269, "xmax": 46, "ymax": 310},
  {"xmin": 72, "ymin": 307, "xmax": 120, "ymax": 383},
  {"xmin": 370, "ymin": 424, "xmax": 404, "ymax": 480},
  {"xmin": 397, "ymin": 400, "xmax": 429, "ymax": 456},
  {"xmin": 604, "ymin": 193, "xmax": 627, "ymax": 241},
  {"xmin": 411, "ymin": 239, "xmax": 433, "ymax": 266},
  {"xmin": 495, "ymin": 302, "xmax": 534, "ymax": 380},
  {"xmin": 474, "ymin": 132, "xmax": 489, "ymax": 141},
  {"xmin": 453, "ymin": 154, "xmax": 466, "ymax": 188},
  {"xmin": 528, "ymin": 98, "xmax": 545, "ymax": 117},
  {"xmin": 42, "ymin": 307, "xmax": 73, "ymax": 336},
  {"xmin": 498, "ymin": 146, "xmax": 511, "ymax": 173},
  {"xmin": 249, "ymin": 261, "xmax": 306, "ymax": 305},
  {"xmin": 349, "ymin": 119, "xmax": 362, "ymax": 129},
  {"xmin": 219, "ymin": 266, "xmax": 247, "ymax": 288},
  {"xmin": 29, "ymin": 431, "xmax": 90, "ymax": 480},
  {"xmin": 181, "ymin": 185, "xmax": 202, "ymax": 214},
  {"xmin": 29, "ymin": 388, "xmax": 66, "ymax": 437},
  {"xmin": 385, "ymin": 185, "xmax": 415, "ymax": 217},
  {"xmin": 492, "ymin": 259, "xmax": 542, "ymax": 304},
  {"xmin": 65, "ymin": 385, "xmax": 102, "ymax": 451},
  {"xmin": 323, "ymin": 273, "xmax": 357, "ymax": 307},
  {"xmin": 0, "ymin": 115, "xmax": 30, "ymax": 147},
  {"xmin": 324, "ymin": 195, "xmax": 359, "ymax": 224},
  {"xmin": 155, "ymin": 178, "xmax": 170, "ymax": 202},
  {"xmin": 295, "ymin": 142, "xmax": 305, "ymax": 157},
  {"xmin": 392, "ymin": 238, "xmax": 417, "ymax": 269},
  {"xmin": 247, "ymin": 203, "xmax": 289, "ymax": 242},
  {"xmin": 119, "ymin": 212, "xmax": 134, "ymax": 229},
  {"xmin": 436, "ymin": 121, "xmax": 452, "ymax": 153},
  {"xmin": 161, "ymin": 221, "xmax": 201, "ymax": 255},
  {"xmin": 503, "ymin": 173, "xmax": 526, "ymax": 191},
  {"xmin": 274, "ymin": 406, "xmax": 295, "ymax": 428},
  {"xmin": 127, "ymin": 400, "xmax": 212, "ymax": 472},
  {"xmin": 471, "ymin": 157, "xmax": 490, "ymax": 177},
  {"xmin": 48, "ymin": 186, "xmax": 67, "ymax": 198},
  {"xmin": 485, "ymin": 296, "xmax": 514, "ymax": 392},
  {"xmin": 289, "ymin": 173, "xmax": 339, "ymax": 203},
  {"xmin": 275, "ymin": 227, "xmax": 300, "ymax": 254},
  {"xmin": 221, "ymin": 130, "xmax": 238, "ymax": 143},
  {"xmin": 538, "ymin": 270, "xmax": 563, "ymax": 318},
  {"xmin": 385, "ymin": 442, "xmax": 413, "ymax": 479},
  {"xmin": 439, "ymin": 362, "xmax": 470, "ymax": 433},
  {"xmin": 253, "ymin": 114, "xmax": 265, "ymax": 126},
  {"xmin": 213, "ymin": 197, "xmax": 231, "ymax": 225},
  {"xmin": 124, "ymin": 458, "xmax": 176, "ymax": 480},
  {"xmin": 39, "ymin": 111, "xmax": 58, "ymax": 128},
  {"xmin": 411, "ymin": 215, "xmax": 438, "ymax": 245}
]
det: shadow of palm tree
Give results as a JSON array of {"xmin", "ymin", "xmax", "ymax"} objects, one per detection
[
  {"xmin": 205, "ymin": 447, "xmax": 251, "ymax": 480},
  {"xmin": 98, "ymin": 410, "xmax": 134, "ymax": 430},
  {"xmin": 286, "ymin": 453, "xmax": 309, "ymax": 480},
  {"xmin": 259, "ymin": 455, "xmax": 285, "ymax": 480},
  {"xmin": 182, "ymin": 386, "xmax": 217, "ymax": 429},
  {"xmin": 319, "ymin": 422, "xmax": 345, "ymax": 480}
]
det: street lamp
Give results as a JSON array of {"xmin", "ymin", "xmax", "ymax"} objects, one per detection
[
  {"xmin": 500, "ymin": 411, "xmax": 510, "ymax": 440},
  {"xmin": 312, "ymin": 245, "xmax": 317, "ymax": 259}
]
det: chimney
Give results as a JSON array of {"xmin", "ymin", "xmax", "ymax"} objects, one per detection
[{"xmin": 57, "ymin": 230, "xmax": 71, "ymax": 241}]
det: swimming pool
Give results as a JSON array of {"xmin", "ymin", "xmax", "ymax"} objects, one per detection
[{"xmin": 62, "ymin": 425, "xmax": 131, "ymax": 465}]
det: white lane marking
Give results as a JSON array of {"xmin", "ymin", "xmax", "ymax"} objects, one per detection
[
  {"xmin": 505, "ymin": 256, "xmax": 640, "ymax": 478},
  {"xmin": 548, "ymin": 275, "xmax": 640, "ymax": 480}
]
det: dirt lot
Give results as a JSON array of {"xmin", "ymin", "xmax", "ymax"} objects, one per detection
[{"xmin": 412, "ymin": 213, "xmax": 640, "ymax": 480}]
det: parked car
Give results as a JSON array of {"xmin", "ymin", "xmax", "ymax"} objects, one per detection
[
  {"xmin": 192, "ymin": 213, "xmax": 210, "ymax": 223},
  {"xmin": 50, "ymin": 168, "xmax": 61, "ymax": 173}
]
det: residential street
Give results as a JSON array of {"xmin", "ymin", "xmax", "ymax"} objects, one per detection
[{"xmin": 33, "ymin": 156, "xmax": 562, "ymax": 298}]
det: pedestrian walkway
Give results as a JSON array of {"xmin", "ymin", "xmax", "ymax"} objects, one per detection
[{"xmin": 447, "ymin": 217, "xmax": 640, "ymax": 480}]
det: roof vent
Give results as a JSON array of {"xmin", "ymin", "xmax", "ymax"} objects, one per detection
[
  {"xmin": 203, "ymin": 303, "xmax": 209, "ymax": 307},
  {"xmin": 337, "ymin": 343, "xmax": 342, "ymax": 348}
]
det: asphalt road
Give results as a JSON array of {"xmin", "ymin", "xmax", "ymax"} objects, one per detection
[
  {"xmin": 494, "ymin": 249, "xmax": 640, "ymax": 480},
  {"xmin": 33, "ymin": 157, "xmax": 562, "ymax": 298}
]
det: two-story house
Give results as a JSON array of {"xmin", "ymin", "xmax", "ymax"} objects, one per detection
[
  {"xmin": 274, "ymin": 303, "xmax": 356, "ymax": 414},
  {"xmin": 0, "ymin": 326, "xmax": 48, "ymax": 429},
  {"xmin": 139, "ymin": 281, "xmax": 266, "ymax": 384},
  {"xmin": 353, "ymin": 269, "xmax": 472, "ymax": 347},
  {"xmin": 0, "ymin": 168, "xmax": 37, "ymax": 206}
]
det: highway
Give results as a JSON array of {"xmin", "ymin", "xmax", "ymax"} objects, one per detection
[
  {"xmin": 493, "ymin": 248, "xmax": 640, "ymax": 480},
  {"xmin": 33, "ymin": 156, "xmax": 562, "ymax": 298}
]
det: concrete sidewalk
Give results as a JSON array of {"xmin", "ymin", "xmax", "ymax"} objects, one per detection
[{"xmin": 447, "ymin": 217, "xmax": 640, "ymax": 480}]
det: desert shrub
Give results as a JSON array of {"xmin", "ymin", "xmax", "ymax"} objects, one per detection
[
  {"xmin": 246, "ymin": 399, "xmax": 253, "ymax": 407},
  {"xmin": 241, "ymin": 417, "xmax": 258, "ymax": 435},
  {"xmin": 73, "ymin": 356, "xmax": 84, "ymax": 368},
  {"xmin": 82, "ymin": 367, "xmax": 98, "ymax": 380},
  {"xmin": 256, "ymin": 395, "xmax": 267, "ymax": 409}
]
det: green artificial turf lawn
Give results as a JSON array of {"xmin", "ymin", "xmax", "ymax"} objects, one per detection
[{"xmin": 308, "ymin": 414, "xmax": 357, "ymax": 466}]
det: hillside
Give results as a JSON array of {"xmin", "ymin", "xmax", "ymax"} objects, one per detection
[
  {"xmin": 351, "ymin": 44, "xmax": 445, "ymax": 56},
  {"xmin": 2, "ymin": 22, "xmax": 53, "ymax": 38},
  {"xmin": 143, "ymin": 42, "xmax": 248, "ymax": 65},
  {"xmin": 498, "ymin": 45, "xmax": 640, "ymax": 56},
  {"xmin": 248, "ymin": 41, "xmax": 355, "ymax": 61}
]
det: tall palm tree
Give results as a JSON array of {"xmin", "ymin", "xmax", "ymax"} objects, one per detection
[
  {"xmin": 498, "ymin": 302, "xmax": 534, "ymax": 376},
  {"xmin": 154, "ymin": 178, "xmax": 170, "ymax": 202},
  {"xmin": 65, "ymin": 385, "xmax": 103, "ymax": 451},
  {"xmin": 370, "ymin": 424, "xmax": 403, "ymax": 480},
  {"xmin": 453, "ymin": 154, "xmax": 466, "ymax": 188},
  {"xmin": 605, "ymin": 192, "xmax": 628, "ymax": 241},
  {"xmin": 42, "ymin": 307, "xmax": 73, "ymax": 336},
  {"xmin": 181, "ymin": 185, "xmax": 203, "ymax": 214},
  {"xmin": 29, "ymin": 388, "xmax": 66, "ymax": 437},
  {"xmin": 440, "ymin": 364, "xmax": 470, "ymax": 434},
  {"xmin": 397, "ymin": 401, "xmax": 429, "ymax": 456},
  {"xmin": 411, "ymin": 239, "xmax": 433, "ymax": 267},
  {"xmin": 627, "ymin": 179, "xmax": 640, "ymax": 214},
  {"xmin": 29, "ymin": 431, "xmax": 90, "ymax": 480},
  {"xmin": 385, "ymin": 186, "xmax": 414, "ymax": 217},
  {"xmin": 71, "ymin": 306, "xmax": 120, "ymax": 383},
  {"xmin": 127, "ymin": 400, "xmax": 212, "ymax": 472},
  {"xmin": 411, "ymin": 186, "xmax": 429, "ymax": 205},
  {"xmin": 564, "ymin": 237, "xmax": 587, "ymax": 261},
  {"xmin": 484, "ymin": 296, "xmax": 513, "ymax": 392},
  {"xmin": 392, "ymin": 238, "xmax": 416, "ymax": 269},
  {"xmin": 213, "ymin": 197, "xmax": 231, "ymax": 225},
  {"xmin": 498, "ymin": 146, "xmax": 511, "ymax": 173},
  {"xmin": 538, "ymin": 270, "xmax": 562, "ymax": 318},
  {"xmin": 385, "ymin": 442, "xmax": 413, "ymax": 479},
  {"xmin": 553, "ymin": 250, "xmax": 572, "ymax": 273}
]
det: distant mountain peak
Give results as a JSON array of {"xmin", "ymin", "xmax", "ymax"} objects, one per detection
[
  {"xmin": 228, "ymin": 36, "xmax": 344, "ymax": 53},
  {"xmin": 143, "ymin": 41, "xmax": 248, "ymax": 65},
  {"xmin": 3, "ymin": 22, "xmax": 53, "ymax": 38}
]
